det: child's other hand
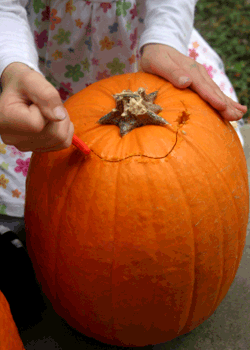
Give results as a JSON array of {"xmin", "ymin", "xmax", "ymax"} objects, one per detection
[
  {"xmin": 140, "ymin": 44, "xmax": 247, "ymax": 121},
  {"xmin": 0, "ymin": 62, "xmax": 74, "ymax": 152}
]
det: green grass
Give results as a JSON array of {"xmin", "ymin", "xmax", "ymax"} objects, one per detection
[{"xmin": 194, "ymin": 0, "xmax": 250, "ymax": 122}]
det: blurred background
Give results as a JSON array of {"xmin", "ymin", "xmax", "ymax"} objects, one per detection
[{"xmin": 194, "ymin": 0, "xmax": 250, "ymax": 123}]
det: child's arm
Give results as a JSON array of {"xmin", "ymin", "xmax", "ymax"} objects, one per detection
[
  {"xmin": 140, "ymin": 0, "xmax": 199, "ymax": 57},
  {"xmin": 0, "ymin": 0, "xmax": 42, "ymax": 79},
  {"xmin": 139, "ymin": 0, "xmax": 247, "ymax": 121},
  {"xmin": 0, "ymin": 1, "xmax": 74, "ymax": 152}
]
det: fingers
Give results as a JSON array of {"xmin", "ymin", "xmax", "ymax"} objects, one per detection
[
  {"xmin": 142, "ymin": 45, "xmax": 227, "ymax": 109},
  {"xmin": 0, "ymin": 65, "xmax": 74, "ymax": 152},
  {"xmin": 190, "ymin": 64, "xmax": 246, "ymax": 121},
  {"xmin": 20, "ymin": 71, "xmax": 68, "ymax": 122},
  {"xmin": 2, "ymin": 63, "xmax": 67, "ymax": 123},
  {"xmin": 141, "ymin": 44, "xmax": 191, "ymax": 87},
  {"xmin": 140, "ymin": 44, "xmax": 247, "ymax": 121},
  {"xmin": 0, "ymin": 96, "xmax": 74, "ymax": 152},
  {"xmin": 33, "ymin": 118, "xmax": 74, "ymax": 152},
  {"xmin": 0, "ymin": 100, "xmax": 48, "ymax": 135},
  {"xmin": 188, "ymin": 64, "xmax": 227, "ymax": 109},
  {"xmin": 161, "ymin": 48, "xmax": 229, "ymax": 111},
  {"xmin": 2, "ymin": 118, "xmax": 74, "ymax": 153}
]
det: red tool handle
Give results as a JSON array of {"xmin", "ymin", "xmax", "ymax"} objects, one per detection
[{"xmin": 72, "ymin": 134, "xmax": 91, "ymax": 155}]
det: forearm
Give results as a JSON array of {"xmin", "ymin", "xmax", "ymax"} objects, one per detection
[
  {"xmin": 0, "ymin": 0, "xmax": 41, "ymax": 81},
  {"xmin": 139, "ymin": 0, "xmax": 199, "ymax": 55}
]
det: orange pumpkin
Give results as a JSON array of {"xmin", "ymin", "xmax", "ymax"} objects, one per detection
[
  {"xmin": 25, "ymin": 72, "xmax": 249, "ymax": 347},
  {"xmin": 0, "ymin": 291, "xmax": 25, "ymax": 350}
]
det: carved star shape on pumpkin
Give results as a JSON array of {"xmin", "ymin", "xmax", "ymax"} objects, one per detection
[{"xmin": 97, "ymin": 88, "xmax": 171, "ymax": 136}]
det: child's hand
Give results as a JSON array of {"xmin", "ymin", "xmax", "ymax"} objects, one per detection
[
  {"xmin": 140, "ymin": 44, "xmax": 247, "ymax": 121},
  {"xmin": 0, "ymin": 62, "xmax": 74, "ymax": 152}
]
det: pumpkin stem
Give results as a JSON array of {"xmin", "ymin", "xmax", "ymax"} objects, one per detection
[{"xmin": 97, "ymin": 88, "xmax": 171, "ymax": 136}]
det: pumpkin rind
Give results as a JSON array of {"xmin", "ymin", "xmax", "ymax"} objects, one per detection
[
  {"xmin": 25, "ymin": 72, "xmax": 249, "ymax": 347},
  {"xmin": 0, "ymin": 291, "xmax": 25, "ymax": 349}
]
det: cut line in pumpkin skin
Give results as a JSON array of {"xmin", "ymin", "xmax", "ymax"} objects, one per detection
[
  {"xmin": 79, "ymin": 89, "xmax": 189, "ymax": 162},
  {"xmin": 73, "ymin": 89, "xmax": 190, "ymax": 162},
  {"xmin": 81, "ymin": 117, "xmax": 189, "ymax": 162}
]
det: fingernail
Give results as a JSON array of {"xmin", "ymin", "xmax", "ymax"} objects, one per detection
[
  {"xmin": 179, "ymin": 77, "xmax": 190, "ymax": 85},
  {"xmin": 236, "ymin": 110, "xmax": 243, "ymax": 119},
  {"xmin": 231, "ymin": 108, "xmax": 242, "ymax": 120},
  {"xmin": 53, "ymin": 106, "xmax": 67, "ymax": 120}
]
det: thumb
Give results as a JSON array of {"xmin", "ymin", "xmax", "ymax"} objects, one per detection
[
  {"xmin": 21, "ymin": 71, "xmax": 68, "ymax": 122},
  {"xmin": 140, "ymin": 54, "xmax": 193, "ymax": 89},
  {"xmin": 154, "ymin": 64, "xmax": 193, "ymax": 89},
  {"xmin": 175, "ymin": 75, "xmax": 192, "ymax": 89}
]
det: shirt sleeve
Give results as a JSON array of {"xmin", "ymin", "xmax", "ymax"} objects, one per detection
[
  {"xmin": 139, "ymin": 0, "xmax": 199, "ymax": 56},
  {"xmin": 0, "ymin": 0, "xmax": 42, "ymax": 80}
]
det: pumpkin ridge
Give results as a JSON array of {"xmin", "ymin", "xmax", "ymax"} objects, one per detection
[
  {"xmin": 164, "ymin": 156, "xmax": 195, "ymax": 334},
  {"xmin": 111, "ymin": 157, "xmax": 122, "ymax": 337},
  {"xmin": 178, "ymin": 140, "xmax": 222, "ymax": 327},
  {"xmin": 178, "ymin": 134, "xmax": 246, "ymax": 328},
  {"xmin": 187, "ymin": 138, "xmax": 245, "ymax": 311},
  {"xmin": 53, "ymin": 155, "xmax": 87, "ymax": 311}
]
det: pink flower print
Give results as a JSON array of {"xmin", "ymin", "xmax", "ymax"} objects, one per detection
[
  {"xmin": 203, "ymin": 64, "xmax": 213, "ymax": 78},
  {"xmin": 130, "ymin": 4, "xmax": 138, "ymax": 19},
  {"xmin": 117, "ymin": 40, "xmax": 123, "ymax": 48},
  {"xmin": 96, "ymin": 70, "xmax": 110, "ymax": 81},
  {"xmin": 92, "ymin": 58, "xmax": 99, "ymax": 66},
  {"xmin": 100, "ymin": 3, "xmax": 112, "ymax": 13},
  {"xmin": 95, "ymin": 16, "xmax": 101, "ymax": 22},
  {"xmin": 230, "ymin": 87, "xmax": 234, "ymax": 94},
  {"xmin": 34, "ymin": 30, "xmax": 48, "ymax": 49},
  {"xmin": 15, "ymin": 158, "xmax": 30, "ymax": 177},
  {"xmin": 58, "ymin": 82, "xmax": 73, "ymax": 101},
  {"xmin": 188, "ymin": 48, "xmax": 199, "ymax": 60},
  {"xmin": 85, "ymin": 23, "xmax": 96, "ymax": 36},
  {"xmin": 130, "ymin": 28, "xmax": 137, "ymax": 50},
  {"xmin": 41, "ymin": 6, "xmax": 50, "ymax": 21},
  {"xmin": 86, "ymin": 1, "xmax": 91, "ymax": 5},
  {"xmin": 6, "ymin": 146, "xmax": 25, "ymax": 158},
  {"xmin": 61, "ymin": 82, "xmax": 73, "ymax": 93},
  {"xmin": 58, "ymin": 87, "xmax": 69, "ymax": 101},
  {"xmin": 219, "ymin": 82, "xmax": 226, "ymax": 91}
]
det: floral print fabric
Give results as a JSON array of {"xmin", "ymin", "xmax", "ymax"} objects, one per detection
[
  {"xmin": 0, "ymin": 0, "xmax": 241, "ymax": 217},
  {"xmin": 27, "ymin": 0, "xmax": 146, "ymax": 99},
  {"xmin": 0, "ymin": 144, "xmax": 30, "ymax": 217},
  {"xmin": 189, "ymin": 28, "xmax": 239, "ymax": 104}
]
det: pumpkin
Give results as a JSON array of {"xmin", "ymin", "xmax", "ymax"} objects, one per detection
[
  {"xmin": 0, "ymin": 291, "xmax": 25, "ymax": 349},
  {"xmin": 25, "ymin": 72, "xmax": 249, "ymax": 347}
]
